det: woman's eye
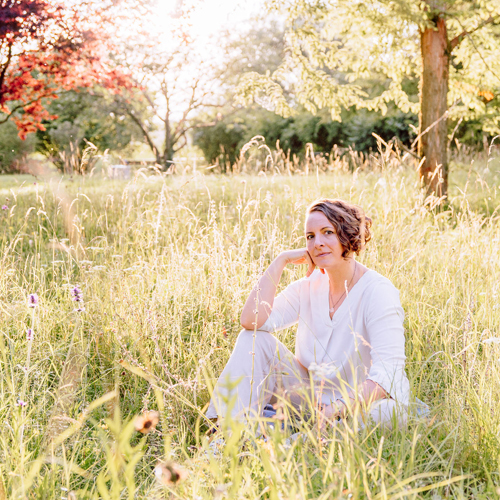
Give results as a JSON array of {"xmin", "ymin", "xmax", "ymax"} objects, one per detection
[
  {"xmin": 325, "ymin": 230, "xmax": 333, "ymax": 235},
  {"xmin": 307, "ymin": 235, "xmax": 314, "ymax": 240}
]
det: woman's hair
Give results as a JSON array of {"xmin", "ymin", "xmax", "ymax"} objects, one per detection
[{"xmin": 307, "ymin": 199, "xmax": 372, "ymax": 258}]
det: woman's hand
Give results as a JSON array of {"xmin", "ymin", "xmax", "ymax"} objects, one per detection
[
  {"xmin": 321, "ymin": 400, "xmax": 347, "ymax": 421},
  {"xmin": 279, "ymin": 248, "xmax": 316, "ymax": 277}
]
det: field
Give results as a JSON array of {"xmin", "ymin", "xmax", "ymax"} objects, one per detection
[{"xmin": 1, "ymin": 153, "xmax": 500, "ymax": 499}]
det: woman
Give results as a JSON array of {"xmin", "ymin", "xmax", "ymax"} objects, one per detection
[{"xmin": 206, "ymin": 198, "xmax": 410, "ymax": 427}]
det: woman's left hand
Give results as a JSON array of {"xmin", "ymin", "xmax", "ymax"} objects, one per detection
[{"xmin": 319, "ymin": 400, "xmax": 347, "ymax": 425}]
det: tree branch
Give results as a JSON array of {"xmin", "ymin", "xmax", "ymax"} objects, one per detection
[
  {"xmin": 124, "ymin": 107, "xmax": 159, "ymax": 159},
  {"xmin": 450, "ymin": 15, "xmax": 500, "ymax": 50},
  {"xmin": 0, "ymin": 92, "xmax": 60, "ymax": 125},
  {"xmin": 172, "ymin": 79, "xmax": 199, "ymax": 141},
  {"xmin": 173, "ymin": 135, "xmax": 187, "ymax": 153}
]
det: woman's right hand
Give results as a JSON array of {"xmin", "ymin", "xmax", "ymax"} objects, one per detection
[{"xmin": 279, "ymin": 248, "xmax": 317, "ymax": 277}]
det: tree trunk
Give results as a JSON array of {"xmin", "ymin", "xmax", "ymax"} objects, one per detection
[
  {"xmin": 160, "ymin": 149, "xmax": 174, "ymax": 172},
  {"xmin": 418, "ymin": 15, "xmax": 449, "ymax": 198}
]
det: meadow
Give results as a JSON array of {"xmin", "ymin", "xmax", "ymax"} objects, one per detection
[{"xmin": 1, "ymin": 149, "xmax": 500, "ymax": 499}]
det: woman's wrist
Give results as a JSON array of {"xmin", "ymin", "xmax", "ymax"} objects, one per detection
[
  {"xmin": 274, "ymin": 253, "xmax": 291, "ymax": 268},
  {"xmin": 334, "ymin": 397, "xmax": 357, "ymax": 419},
  {"xmin": 321, "ymin": 400, "xmax": 347, "ymax": 420},
  {"xmin": 334, "ymin": 399, "xmax": 347, "ymax": 419}
]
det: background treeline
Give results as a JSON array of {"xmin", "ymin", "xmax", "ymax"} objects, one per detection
[{"xmin": 0, "ymin": 19, "xmax": 496, "ymax": 174}]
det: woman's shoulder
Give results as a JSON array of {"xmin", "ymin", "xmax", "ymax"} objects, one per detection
[
  {"xmin": 358, "ymin": 270, "xmax": 404, "ymax": 326},
  {"xmin": 361, "ymin": 269, "xmax": 401, "ymax": 300}
]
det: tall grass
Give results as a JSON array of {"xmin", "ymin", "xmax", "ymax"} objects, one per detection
[{"xmin": 0, "ymin": 149, "xmax": 500, "ymax": 498}]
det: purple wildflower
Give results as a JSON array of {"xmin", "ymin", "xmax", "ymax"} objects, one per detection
[
  {"xmin": 71, "ymin": 286, "xmax": 85, "ymax": 312},
  {"xmin": 1, "ymin": 205, "xmax": 7, "ymax": 211},
  {"xmin": 28, "ymin": 293, "xmax": 39, "ymax": 308},
  {"xmin": 17, "ymin": 399, "xmax": 27, "ymax": 407},
  {"xmin": 71, "ymin": 286, "xmax": 83, "ymax": 302},
  {"xmin": 27, "ymin": 328, "xmax": 33, "ymax": 341}
]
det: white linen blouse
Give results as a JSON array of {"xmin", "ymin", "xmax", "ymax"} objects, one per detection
[{"xmin": 260, "ymin": 268, "xmax": 410, "ymax": 405}]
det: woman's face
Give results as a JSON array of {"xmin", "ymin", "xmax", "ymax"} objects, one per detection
[{"xmin": 305, "ymin": 211, "xmax": 345, "ymax": 268}]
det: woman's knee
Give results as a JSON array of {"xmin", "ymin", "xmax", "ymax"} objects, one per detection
[
  {"xmin": 235, "ymin": 329, "xmax": 275, "ymax": 352},
  {"xmin": 367, "ymin": 399, "xmax": 407, "ymax": 429}
]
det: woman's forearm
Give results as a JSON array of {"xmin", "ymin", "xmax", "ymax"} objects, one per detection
[
  {"xmin": 350, "ymin": 380, "xmax": 389, "ymax": 406},
  {"xmin": 240, "ymin": 255, "xmax": 287, "ymax": 330},
  {"xmin": 340, "ymin": 380, "xmax": 389, "ymax": 416},
  {"xmin": 325, "ymin": 380, "xmax": 389, "ymax": 421}
]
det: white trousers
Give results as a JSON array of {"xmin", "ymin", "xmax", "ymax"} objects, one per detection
[{"xmin": 206, "ymin": 330, "xmax": 406, "ymax": 427}]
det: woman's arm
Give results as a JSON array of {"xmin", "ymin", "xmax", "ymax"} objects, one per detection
[
  {"xmin": 322, "ymin": 380, "xmax": 389, "ymax": 420},
  {"xmin": 240, "ymin": 249, "xmax": 315, "ymax": 330}
]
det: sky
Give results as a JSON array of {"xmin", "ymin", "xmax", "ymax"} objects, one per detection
[{"xmin": 154, "ymin": 0, "xmax": 265, "ymax": 41}]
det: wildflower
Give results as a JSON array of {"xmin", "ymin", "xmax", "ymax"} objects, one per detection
[
  {"xmin": 17, "ymin": 399, "xmax": 27, "ymax": 407},
  {"xmin": 154, "ymin": 461, "xmax": 188, "ymax": 486},
  {"xmin": 1, "ymin": 205, "xmax": 7, "ymax": 210},
  {"xmin": 28, "ymin": 293, "xmax": 39, "ymax": 308},
  {"xmin": 71, "ymin": 286, "xmax": 85, "ymax": 312},
  {"xmin": 27, "ymin": 328, "xmax": 33, "ymax": 341},
  {"xmin": 71, "ymin": 286, "xmax": 83, "ymax": 302},
  {"xmin": 134, "ymin": 410, "xmax": 160, "ymax": 434},
  {"xmin": 308, "ymin": 362, "xmax": 337, "ymax": 381}
]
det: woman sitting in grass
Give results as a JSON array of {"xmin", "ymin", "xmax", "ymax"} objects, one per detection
[{"xmin": 206, "ymin": 198, "xmax": 410, "ymax": 427}]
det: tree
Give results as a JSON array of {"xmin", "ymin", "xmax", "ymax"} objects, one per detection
[
  {"xmin": 0, "ymin": 0, "xmax": 134, "ymax": 139},
  {"xmin": 238, "ymin": 0, "xmax": 500, "ymax": 198},
  {"xmin": 36, "ymin": 88, "xmax": 142, "ymax": 172},
  {"xmin": 195, "ymin": 19, "xmax": 417, "ymax": 169},
  {"xmin": 107, "ymin": 2, "xmax": 224, "ymax": 170}
]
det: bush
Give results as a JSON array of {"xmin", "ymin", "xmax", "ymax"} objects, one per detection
[
  {"xmin": 194, "ymin": 106, "xmax": 418, "ymax": 169},
  {"xmin": 0, "ymin": 121, "xmax": 37, "ymax": 173}
]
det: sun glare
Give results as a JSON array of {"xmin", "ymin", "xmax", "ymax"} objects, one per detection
[{"xmin": 154, "ymin": 0, "xmax": 263, "ymax": 42}]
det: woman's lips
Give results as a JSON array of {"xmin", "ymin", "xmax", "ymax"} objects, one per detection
[{"xmin": 316, "ymin": 252, "xmax": 331, "ymax": 257}]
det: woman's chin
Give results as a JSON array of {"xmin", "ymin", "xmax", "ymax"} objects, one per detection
[{"xmin": 317, "ymin": 261, "xmax": 340, "ymax": 271}]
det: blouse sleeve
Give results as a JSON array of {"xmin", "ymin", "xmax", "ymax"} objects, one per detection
[
  {"xmin": 364, "ymin": 281, "xmax": 410, "ymax": 404},
  {"xmin": 258, "ymin": 279, "xmax": 302, "ymax": 333}
]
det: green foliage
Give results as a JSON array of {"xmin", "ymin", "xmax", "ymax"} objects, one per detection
[
  {"xmin": 36, "ymin": 89, "xmax": 140, "ymax": 170},
  {"xmin": 196, "ymin": 19, "xmax": 419, "ymax": 166},
  {"xmin": 0, "ymin": 121, "xmax": 37, "ymax": 173},
  {"xmin": 194, "ymin": 119, "xmax": 247, "ymax": 167},
  {"xmin": 95, "ymin": 411, "xmax": 146, "ymax": 500},
  {"xmin": 237, "ymin": 0, "xmax": 500, "ymax": 134},
  {"xmin": 194, "ymin": 106, "xmax": 417, "ymax": 166}
]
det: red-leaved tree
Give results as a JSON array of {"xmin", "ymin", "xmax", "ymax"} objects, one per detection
[{"xmin": 0, "ymin": 0, "xmax": 133, "ymax": 139}]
